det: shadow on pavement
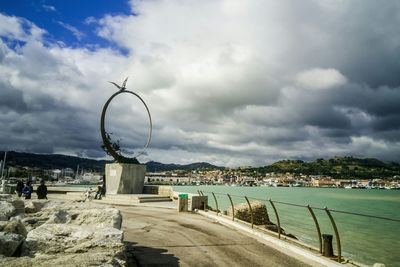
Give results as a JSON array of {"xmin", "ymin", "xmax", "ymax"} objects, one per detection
[{"xmin": 125, "ymin": 241, "xmax": 180, "ymax": 267}]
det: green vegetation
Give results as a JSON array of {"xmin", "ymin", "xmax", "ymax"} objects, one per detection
[
  {"xmin": 2, "ymin": 151, "xmax": 399, "ymax": 179},
  {"xmin": 254, "ymin": 157, "xmax": 400, "ymax": 179}
]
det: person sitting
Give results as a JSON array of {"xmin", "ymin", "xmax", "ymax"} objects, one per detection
[
  {"xmin": 22, "ymin": 181, "xmax": 33, "ymax": 199},
  {"xmin": 84, "ymin": 188, "xmax": 93, "ymax": 202},
  {"xmin": 16, "ymin": 180, "xmax": 24, "ymax": 197},
  {"xmin": 94, "ymin": 185, "xmax": 103, "ymax": 200},
  {"xmin": 36, "ymin": 179, "xmax": 48, "ymax": 199}
]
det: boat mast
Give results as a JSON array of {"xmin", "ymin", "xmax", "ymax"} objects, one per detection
[
  {"xmin": 1, "ymin": 151, "xmax": 7, "ymax": 179},
  {"xmin": 75, "ymin": 164, "xmax": 79, "ymax": 179}
]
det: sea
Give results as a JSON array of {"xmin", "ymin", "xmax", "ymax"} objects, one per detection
[{"xmin": 173, "ymin": 185, "xmax": 400, "ymax": 267}]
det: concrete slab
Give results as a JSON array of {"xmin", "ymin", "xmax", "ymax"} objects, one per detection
[{"xmin": 119, "ymin": 205, "xmax": 318, "ymax": 267}]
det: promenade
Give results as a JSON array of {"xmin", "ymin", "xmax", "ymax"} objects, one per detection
[
  {"xmin": 118, "ymin": 204, "xmax": 316, "ymax": 267},
  {"xmin": 47, "ymin": 194, "xmax": 328, "ymax": 266}
]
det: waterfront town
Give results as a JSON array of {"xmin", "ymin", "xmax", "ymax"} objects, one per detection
[{"xmin": 1, "ymin": 159, "xmax": 399, "ymax": 189}]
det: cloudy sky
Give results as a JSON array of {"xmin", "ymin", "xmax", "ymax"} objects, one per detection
[{"xmin": 0, "ymin": 0, "xmax": 400, "ymax": 166}]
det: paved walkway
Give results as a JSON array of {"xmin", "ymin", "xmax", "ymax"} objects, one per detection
[
  {"xmin": 47, "ymin": 194, "xmax": 320, "ymax": 266},
  {"xmin": 119, "ymin": 205, "xmax": 314, "ymax": 267}
]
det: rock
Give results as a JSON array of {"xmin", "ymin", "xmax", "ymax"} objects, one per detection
[
  {"xmin": 0, "ymin": 214, "xmax": 7, "ymax": 221},
  {"xmin": 0, "ymin": 251, "xmax": 126, "ymax": 267},
  {"xmin": 0, "ymin": 232, "xmax": 24, "ymax": 256},
  {"xmin": 47, "ymin": 210, "xmax": 71, "ymax": 224},
  {"xmin": 227, "ymin": 201, "xmax": 270, "ymax": 225},
  {"xmin": 0, "ymin": 201, "xmax": 16, "ymax": 219},
  {"xmin": 10, "ymin": 214, "xmax": 25, "ymax": 221},
  {"xmin": 10, "ymin": 200, "xmax": 25, "ymax": 215},
  {"xmin": 25, "ymin": 200, "xmax": 48, "ymax": 213},
  {"xmin": 71, "ymin": 208, "xmax": 122, "ymax": 229},
  {"xmin": 0, "ymin": 221, "xmax": 7, "ymax": 231},
  {"xmin": 1, "ymin": 201, "xmax": 126, "ymax": 266},
  {"xmin": 2, "ymin": 220, "xmax": 28, "ymax": 237},
  {"xmin": 21, "ymin": 217, "xmax": 39, "ymax": 225},
  {"xmin": 25, "ymin": 224, "xmax": 123, "ymax": 255},
  {"xmin": 0, "ymin": 194, "xmax": 12, "ymax": 200}
]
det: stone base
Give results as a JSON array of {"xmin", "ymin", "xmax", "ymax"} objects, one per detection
[{"xmin": 105, "ymin": 163, "xmax": 145, "ymax": 194}]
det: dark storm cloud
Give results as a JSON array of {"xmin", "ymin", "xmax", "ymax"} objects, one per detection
[
  {"xmin": 1, "ymin": 1, "xmax": 400, "ymax": 166},
  {"xmin": 0, "ymin": 83, "xmax": 27, "ymax": 113}
]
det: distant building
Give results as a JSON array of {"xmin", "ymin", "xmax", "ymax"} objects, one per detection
[
  {"xmin": 146, "ymin": 172, "xmax": 191, "ymax": 184},
  {"xmin": 312, "ymin": 177, "xmax": 336, "ymax": 187}
]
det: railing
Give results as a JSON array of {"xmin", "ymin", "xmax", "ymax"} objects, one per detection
[{"xmin": 198, "ymin": 190, "xmax": 400, "ymax": 266}]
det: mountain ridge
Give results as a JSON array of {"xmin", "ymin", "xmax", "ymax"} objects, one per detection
[
  {"xmin": 0, "ymin": 151, "xmax": 221, "ymax": 172},
  {"xmin": 1, "ymin": 151, "xmax": 399, "ymax": 179}
]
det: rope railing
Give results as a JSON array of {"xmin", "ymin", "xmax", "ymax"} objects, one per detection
[
  {"xmin": 199, "ymin": 190, "xmax": 400, "ymax": 222},
  {"xmin": 199, "ymin": 190, "xmax": 399, "ymax": 264}
]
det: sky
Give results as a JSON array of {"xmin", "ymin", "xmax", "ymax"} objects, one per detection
[{"xmin": 0, "ymin": 0, "xmax": 400, "ymax": 167}]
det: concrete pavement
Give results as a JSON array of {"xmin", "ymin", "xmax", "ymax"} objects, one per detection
[
  {"xmin": 47, "ymin": 194, "xmax": 328, "ymax": 266},
  {"xmin": 119, "ymin": 205, "xmax": 315, "ymax": 267}
]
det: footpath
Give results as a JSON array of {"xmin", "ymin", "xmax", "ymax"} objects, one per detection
[{"xmin": 48, "ymin": 193, "xmax": 329, "ymax": 267}]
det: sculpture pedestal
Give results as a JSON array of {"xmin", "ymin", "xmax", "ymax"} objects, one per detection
[{"xmin": 105, "ymin": 163, "xmax": 145, "ymax": 194}]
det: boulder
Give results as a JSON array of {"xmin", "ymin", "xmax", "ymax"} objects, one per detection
[
  {"xmin": 0, "ymin": 194, "xmax": 12, "ymax": 200},
  {"xmin": 25, "ymin": 224, "xmax": 123, "ymax": 255},
  {"xmin": 0, "ymin": 214, "xmax": 7, "ymax": 221},
  {"xmin": 0, "ymin": 221, "xmax": 7, "ymax": 231},
  {"xmin": 70, "ymin": 208, "xmax": 122, "ymax": 229},
  {"xmin": 0, "ymin": 251, "xmax": 126, "ymax": 267},
  {"xmin": 0, "ymin": 232, "xmax": 24, "ymax": 256},
  {"xmin": 10, "ymin": 200, "xmax": 25, "ymax": 215},
  {"xmin": 47, "ymin": 210, "xmax": 71, "ymax": 224},
  {"xmin": 1, "ymin": 201, "xmax": 127, "ymax": 266},
  {"xmin": 1, "ymin": 220, "xmax": 27, "ymax": 237},
  {"xmin": 10, "ymin": 214, "xmax": 25, "ymax": 221},
  {"xmin": 227, "ymin": 201, "xmax": 270, "ymax": 225},
  {"xmin": 0, "ymin": 201, "xmax": 16, "ymax": 219},
  {"xmin": 25, "ymin": 200, "xmax": 48, "ymax": 213}
]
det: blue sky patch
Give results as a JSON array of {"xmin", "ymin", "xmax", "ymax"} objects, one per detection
[{"xmin": 0, "ymin": 0, "xmax": 131, "ymax": 53}]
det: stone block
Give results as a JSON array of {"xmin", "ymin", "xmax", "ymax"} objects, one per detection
[
  {"xmin": 105, "ymin": 163, "xmax": 145, "ymax": 194},
  {"xmin": 189, "ymin": 196, "xmax": 208, "ymax": 211}
]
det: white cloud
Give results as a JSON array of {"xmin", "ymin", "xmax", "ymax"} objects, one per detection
[
  {"xmin": 0, "ymin": 14, "xmax": 45, "ymax": 42},
  {"xmin": 84, "ymin": 16, "xmax": 97, "ymax": 25},
  {"xmin": 57, "ymin": 21, "xmax": 85, "ymax": 40},
  {"xmin": 296, "ymin": 68, "xmax": 347, "ymax": 90},
  {"xmin": 42, "ymin": 5, "xmax": 56, "ymax": 12}
]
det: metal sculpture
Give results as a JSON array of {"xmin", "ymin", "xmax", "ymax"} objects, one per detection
[{"xmin": 100, "ymin": 77, "xmax": 152, "ymax": 164}]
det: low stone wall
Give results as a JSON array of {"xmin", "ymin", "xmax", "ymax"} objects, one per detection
[
  {"xmin": 143, "ymin": 185, "xmax": 173, "ymax": 196},
  {"xmin": 227, "ymin": 200, "xmax": 271, "ymax": 225},
  {"xmin": 0, "ymin": 194, "xmax": 126, "ymax": 266},
  {"xmin": 226, "ymin": 200, "xmax": 297, "ymax": 239}
]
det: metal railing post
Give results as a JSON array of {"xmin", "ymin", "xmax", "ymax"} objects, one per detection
[
  {"xmin": 307, "ymin": 205, "xmax": 322, "ymax": 254},
  {"xmin": 227, "ymin": 194, "xmax": 235, "ymax": 221},
  {"xmin": 325, "ymin": 207, "xmax": 342, "ymax": 262},
  {"xmin": 197, "ymin": 190, "xmax": 201, "ymax": 196},
  {"xmin": 212, "ymin": 192, "xmax": 219, "ymax": 214},
  {"xmin": 244, "ymin": 196, "xmax": 254, "ymax": 228},
  {"xmin": 269, "ymin": 200, "xmax": 281, "ymax": 239}
]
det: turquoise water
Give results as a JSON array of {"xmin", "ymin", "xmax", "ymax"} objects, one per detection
[{"xmin": 173, "ymin": 186, "xmax": 400, "ymax": 267}]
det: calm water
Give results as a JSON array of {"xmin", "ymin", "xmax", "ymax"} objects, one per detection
[{"xmin": 173, "ymin": 186, "xmax": 400, "ymax": 267}]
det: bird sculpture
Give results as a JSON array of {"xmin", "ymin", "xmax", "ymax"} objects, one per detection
[{"xmin": 109, "ymin": 77, "xmax": 128, "ymax": 91}]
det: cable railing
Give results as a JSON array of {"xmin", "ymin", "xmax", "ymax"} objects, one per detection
[{"xmin": 197, "ymin": 190, "xmax": 400, "ymax": 266}]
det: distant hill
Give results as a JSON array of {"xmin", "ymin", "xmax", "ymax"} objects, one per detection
[
  {"xmin": 257, "ymin": 157, "xmax": 400, "ymax": 179},
  {"xmin": 2, "ymin": 151, "xmax": 398, "ymax": 178},
  {"xmin": 145, "ymin": 161, "xmax": 222, "ymax": 172},
  {"xmin": 1, "ymin": 151, "xmax": 110, "ymax": 172},
  {"xmin": 0, "ymin": 151, "xmax": 221, "ymax": 173}
]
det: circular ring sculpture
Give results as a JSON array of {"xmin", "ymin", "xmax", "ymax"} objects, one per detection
[{"xmin": 100, "ymin": 78, "xmax": 152, "ymax": 164}]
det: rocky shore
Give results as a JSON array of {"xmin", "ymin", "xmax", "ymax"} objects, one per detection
[{"xmin": 0, "ymin": 194, "xmax": 127, "ymax": 267}]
